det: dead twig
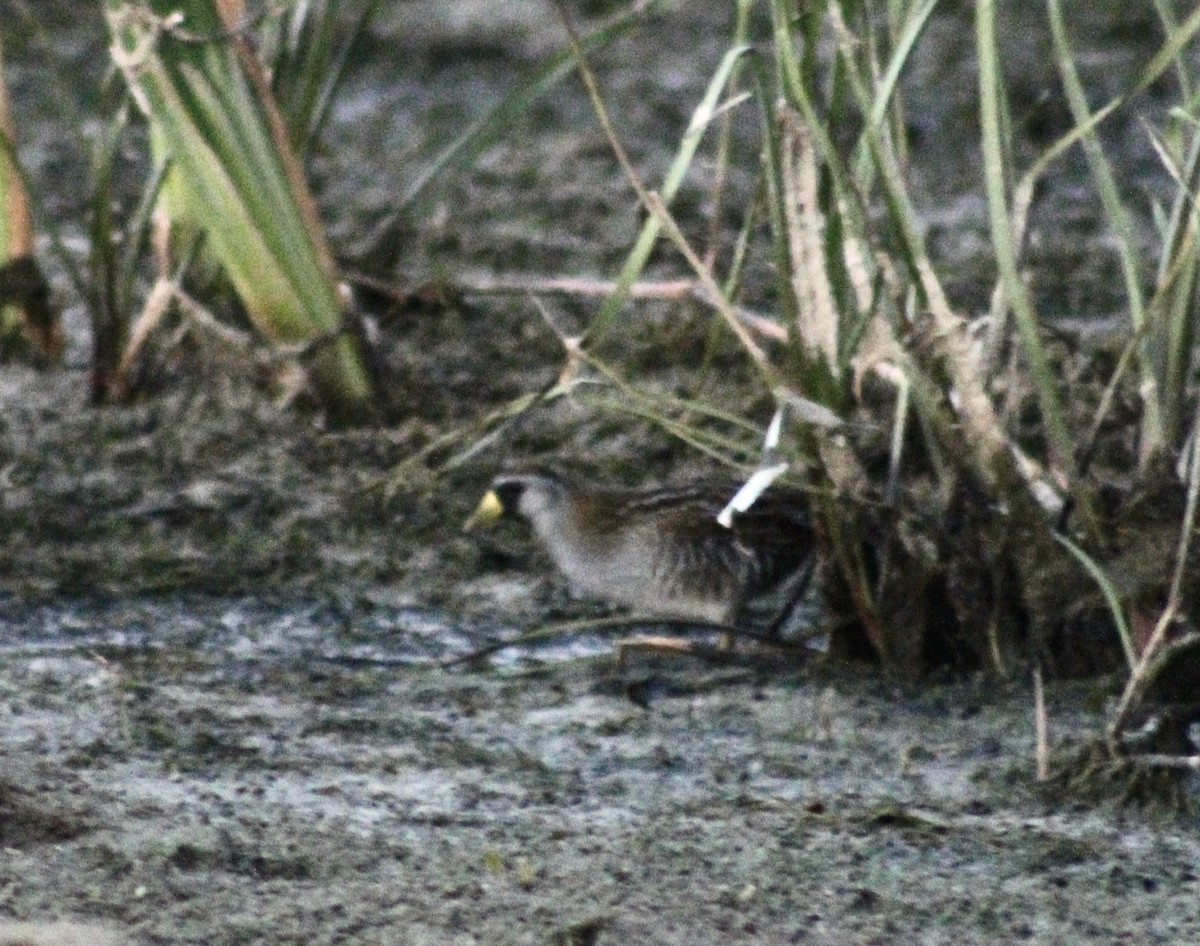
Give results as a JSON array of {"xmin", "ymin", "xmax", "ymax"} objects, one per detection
[
  {"xmin": 1127, "ymin": 753, "xmax": 1200, "ymax": 770},
  {"xmin": 439, "ymin": 615, "xmax": 816, "ymax": 669},
  {"xmin": 1034, "ymin": 661, "xmax": 1049, "ymax": 781},
  {"xmin": 344, "ymin": 270, "xmax": 790, "ymax": 344}
]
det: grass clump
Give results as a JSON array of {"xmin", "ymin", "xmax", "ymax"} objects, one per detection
[{"xmin": 477, "ymin": 0, "xmax": 1200, "ymax": 800}]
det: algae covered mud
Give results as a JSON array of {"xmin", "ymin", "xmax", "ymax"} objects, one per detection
[
  {"xmin": 1, "ymin": 0, "xmax": 1198, "ymax": 943},
  {"xmin": 3, "ymin": 593, "xmax": 1200, "ymax": 945}
]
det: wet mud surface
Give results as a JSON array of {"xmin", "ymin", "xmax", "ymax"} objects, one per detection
[
  {"xmin": 2, "ymin": 2, "xmax": 1200, "ymax": 943},
  {"xmin": 4, "ymin": 595, "xmax": 1200, "ymax": 945}
]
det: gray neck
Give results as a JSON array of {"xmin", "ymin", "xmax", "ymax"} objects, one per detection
[{"xmin": 516, "ymin": 478, "xmax": 572, "ymax": 541}]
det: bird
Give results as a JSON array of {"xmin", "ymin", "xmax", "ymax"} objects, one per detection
[{"xmin": 464, "ymin": 467, "xmax": 815, "ymax": 639}]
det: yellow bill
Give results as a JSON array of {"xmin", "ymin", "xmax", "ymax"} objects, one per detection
[{"xmin": 463, "ymin": 490, "xmax": 505, "ymax": 532}]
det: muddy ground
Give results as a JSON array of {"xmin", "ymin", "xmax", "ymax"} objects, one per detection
[{"xmin": 2, "ymin": 1, "xmax": 1200, "ymax": 944}]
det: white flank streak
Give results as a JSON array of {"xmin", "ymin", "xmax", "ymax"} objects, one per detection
[
  {"xmin": 765, "ymin": 407, "xmax": 784, "ymax": 451},
  {"xmin": 717, "ymin": 462, "xmax": 789, "ymax": 528}
]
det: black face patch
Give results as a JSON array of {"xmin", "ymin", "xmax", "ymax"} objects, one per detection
[{"xmin": 492, "ymin": 478, "xmax": 527, "ymax": 515}]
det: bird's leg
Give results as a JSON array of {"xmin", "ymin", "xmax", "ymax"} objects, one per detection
[{"xmin": 763, "ymin": 553, "xmax": 817, "ymax": 639}]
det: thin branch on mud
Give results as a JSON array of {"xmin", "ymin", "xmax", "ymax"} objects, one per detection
[
  {"xmin": 528, "ymin": 293, "xmax": 588, "ymax": 392},
  {"xmin": 1034, "ymin": 661, "xmax": 1050, "ymax": 781},
  {"xmin": 117, "ymin": 277, "xmax": 179, "ymax": 382},
  {"xmin": 1077, "ymin": 331, "xmax": 1141, "ymax": 477},
  {"xmin": 174, "ymin": 288, "xmax": 258, "ymax": 351},
  {"xmin": 344, "ymin": 270, "xmax": 789, "ymax": 343},
  {"xmin": 438, "ymin": 615, "xmax": 815, "ymax": 669},
  {"xmin": 463, "ymin": 274, "xmax": 789, "ymax": 343},
  {"xmin": 1126, "ymin": 753, "xmax": 1200, "ymax": 771},
  {"xmin": 1108, "ymin": 399, "xmax": 1200, "ymax": 741},
  {"xmin": 467, "ymin": 274, "xmax": 696, "ymax": 298}
]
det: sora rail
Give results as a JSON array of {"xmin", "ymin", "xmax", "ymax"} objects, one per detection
[{"xmin": 465, "ymin": 467, "xmax": 814, "ymax": 633}]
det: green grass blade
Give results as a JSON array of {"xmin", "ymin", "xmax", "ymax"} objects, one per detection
[
  {"xmin": 398, "ymin": 0, "xmax": 676, "ymax": 215},
  {"xmin": 583, "ymin": 46, "xmax": 752, "ymax": 345},
  {"xmin": 976, "ymin": 0, "xmax": 1074, "ymax": 478},
  {"xmin": 1054, "ymin": 533, "xmax": 1135, "ymax": 671},
  {"xmin": 106, "ymin": 0, "xmax": 375, "ymax": 421},
  {"xmin": 1016, "ymin": 4, "xmax": 1200, "ymax": 215},
  {"xmin": 852, "ymin": 0, "xmax": 938, "ymax": 185},
  {"xmin": 269, "ymin": 0, "xmax": 385, "ymax": 158},
  {"xmin": 1046, "ymin": 0, "xmax": 1162, "ymax": 459}
]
